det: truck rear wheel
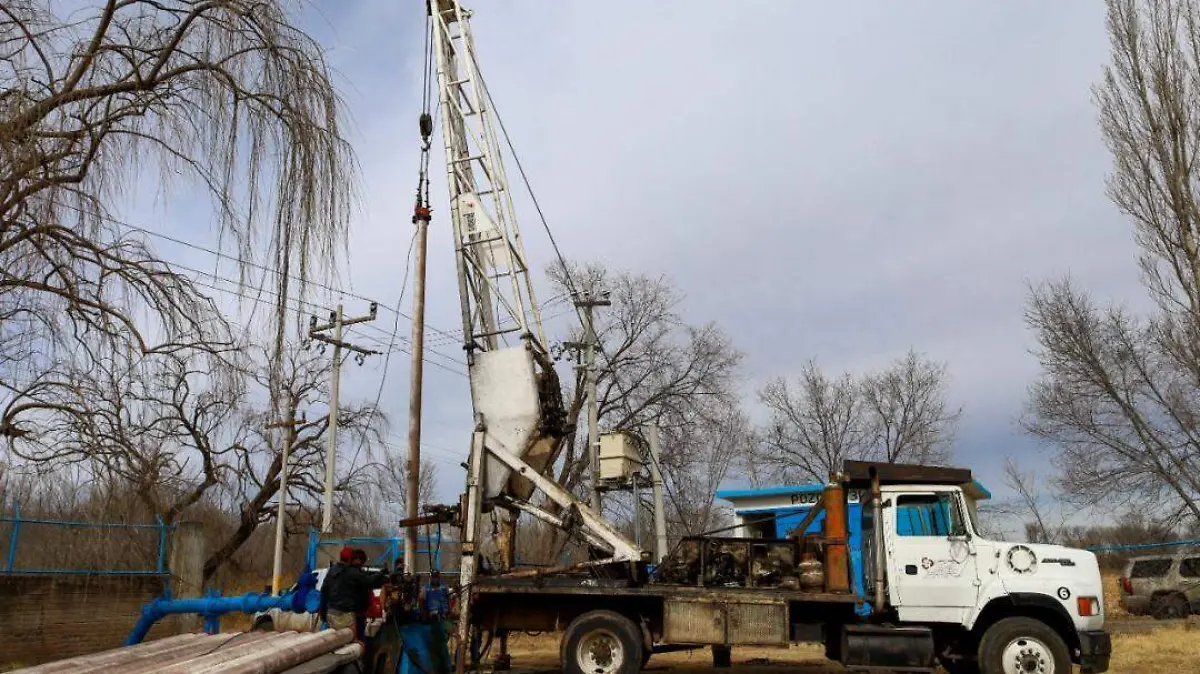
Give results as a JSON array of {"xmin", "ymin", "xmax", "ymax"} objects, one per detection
[
  {"xmin": 562, "ymin": 610, "xmax": 643, "ymax": 674},
  {"xmin": 978, "ymin": 617, "xmax": 1070, "ymax": 674}
]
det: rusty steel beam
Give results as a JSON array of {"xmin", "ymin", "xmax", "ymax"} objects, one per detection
[
  {"xmin": 843, "ymin": 460, "xmax": 971, "ymax": 487},
  {"xmin": 125, "ymin": 632, "xmax": 286, "ymax": 674},
  {"xmin": 822, "ymin": 482, "xmax": 851, "ymax": 594},
  {"xmin": 204, "ymin": 630, "xmax": 357, "ymax": 674},
  {"xmin": 152, "ymin": 632, "xmax": 312, "ymax": 674}
]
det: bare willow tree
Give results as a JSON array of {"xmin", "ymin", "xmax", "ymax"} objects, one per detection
[
  {"xmin": 756, "ymin": 351, "xmax": 959, "ymax": 484},
  {"xmin": 0, "ymin": 0, "xmax": 353, "ymax": 395},
  {"xmin": 1025, "ymin": 0, "xmax": 1200, "ymax": 527}
]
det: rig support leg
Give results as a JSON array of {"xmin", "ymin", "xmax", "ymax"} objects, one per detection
[{"xmin": 454, "ymin": 427, "xmax": 487, "ymax": 674}]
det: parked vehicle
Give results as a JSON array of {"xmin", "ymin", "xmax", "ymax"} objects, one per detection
[
  {"xmin": 252, "ymin": 566, "xmax": 386, "ymax": 635},
  {"xmin": 449, "ymin": 462, "xmax": 1112, "ymax": 674},
  {"xmin": 1119, "ymin": 553, "xmax": 1200, "ymax": 619}
]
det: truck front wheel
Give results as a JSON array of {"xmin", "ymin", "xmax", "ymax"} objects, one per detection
[
  {"xmin": 978, "ymin": 617, "xmax": 1071, "ymax": 674},
  {"xmin": 562, "ymin": 610, "xmax": 644, "ymax": 674}
]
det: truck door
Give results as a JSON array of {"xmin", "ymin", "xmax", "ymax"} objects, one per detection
[{"xmin": 887, "ymin": 491, "xmax": 979, "ymax": 622}]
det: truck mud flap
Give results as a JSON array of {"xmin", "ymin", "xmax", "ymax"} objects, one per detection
[
  {"xmin": 662, "ymin": 598, "xmax": 788, "ymax": 646},
  {"xmin": 840, "ymin": 625, "xmax": 936, "ymax": 673}
]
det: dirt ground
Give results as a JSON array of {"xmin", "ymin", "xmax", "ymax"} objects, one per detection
[{"xmin": 501, "ymin": 625, "xmax": 1200, "ymax": 674}]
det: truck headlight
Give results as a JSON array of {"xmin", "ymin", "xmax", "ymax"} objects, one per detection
[{"xmin": 1076, "ymin": 596, "xmax": 1101, "ymax": 617}]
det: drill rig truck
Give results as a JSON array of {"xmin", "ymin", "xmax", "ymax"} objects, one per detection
[{"xmin": 399, "ymin": 3, "xmax": 1113, "ymax": 674}]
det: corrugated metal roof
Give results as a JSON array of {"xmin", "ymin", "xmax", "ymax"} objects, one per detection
[{"xmin": 9, "ymin": 629, "xmax": 360, "ymax": 674}]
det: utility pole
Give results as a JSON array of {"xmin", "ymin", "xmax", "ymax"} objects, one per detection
[
  {"xmin": 309, "ymin": 303, "xmax": 378, "ymax": 533},
  {"xmin": 267, "ymin": 414, "xmax": 306, "ymax": 595},
  {"xmin": 647, "ymin": 423, "xmax": 669, "ymax": 563},
  {"xmin": 574, "ymin": 291, "xmax": 611, "ymax": 513}
]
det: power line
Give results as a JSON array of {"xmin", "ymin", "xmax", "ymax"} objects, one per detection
[
  {"xmin": 89, "ymin": 209, "xmax": 466, "ymax": 344},
  {"xmin": 355, "ymin": 320, "xmax": 466, "ymax": 366},
  {"xmin": 78, "ymin": 202, "xmax": 574, "ymax": 352},
  {"xmin": 120, "ymin": 218, "xmax": 472, "ymax": 361},
  {"xmin": 167, "ymin": 260, "xmax": 469, "ymax": 378}
]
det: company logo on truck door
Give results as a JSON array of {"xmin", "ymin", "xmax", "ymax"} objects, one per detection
[
  {"xmin": 920, "ymin": 556, "xmax": 964, "ymax": 578},
  {"xmin": 790, "ymin": 490, "xmax": 862, "ymax": 505}
]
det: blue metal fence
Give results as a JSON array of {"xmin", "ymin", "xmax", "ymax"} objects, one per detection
[
  {"xmin": 305, "ymin": 530, "xmax": 459, "ymax": 575},
  {"xmin": 0, "ymin": 505, "xmax": 172, "ymax": 576}
]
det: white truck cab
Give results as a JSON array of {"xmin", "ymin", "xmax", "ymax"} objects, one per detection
[{"xmin": 864, "ymin": 483, "xmax": 1110, "ymax": 674}]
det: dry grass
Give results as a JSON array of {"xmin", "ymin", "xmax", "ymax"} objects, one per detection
[
  {"xmin": 1107, "ymin": 626, "xmax": 1200, "ymax": 674},
  {"xmin": 1103, "ymin": 571, "xmax": 1129, "ymax": 618}
]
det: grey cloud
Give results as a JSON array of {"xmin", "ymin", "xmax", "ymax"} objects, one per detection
[{"xmin": 235, "ymin": 1, "xmax": 1155, "ymax": 502}]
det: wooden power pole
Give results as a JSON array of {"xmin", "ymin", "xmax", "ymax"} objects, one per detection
[{"xmin": 309, "ymin": 304, "xmax": 378, "ymax": 533}]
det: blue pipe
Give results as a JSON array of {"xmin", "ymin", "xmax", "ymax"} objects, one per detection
[
  {"xmin": 126, "ymin": 569, "xmax": 321, "ymax": 645},
  {"xmin": 1086, "ymin": 537, "xmax": 1200, "ymax": 553}
]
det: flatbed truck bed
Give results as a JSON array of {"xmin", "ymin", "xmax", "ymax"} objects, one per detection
[
  {"xmin": 470, "ymin": 576, "xmax": 861, "ymax": 656},
  {"xmin": 474, "ymin": 577, "xmax": 858, "ymax": 604}
]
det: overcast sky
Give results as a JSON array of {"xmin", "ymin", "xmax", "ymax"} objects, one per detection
[{"xmin": 131, "ymin": 1, "xmax": 1149, "ymax": 509}]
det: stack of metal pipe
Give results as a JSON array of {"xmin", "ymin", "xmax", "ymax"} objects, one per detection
[{"xmin": 8, "ymin": 629, "xmax": 361, "ymax": 674}]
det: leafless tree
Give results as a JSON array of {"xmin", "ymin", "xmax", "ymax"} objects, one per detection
[
  {"xmin": 756, "ymin": 352, "xmax": 959, "ymax": 484},
  {"xmin": 655, "ymin": 407, "xmax": 750, "ymax": 536},
  {"xmin": 546, "ymin": 263, "xmax": 744, "ymax": 497},
  {"xmin": 1000, "ymin": 458, "xmax": 1073, "ymax": 545},
  {"xmin": 1022, "ymin": 0, "xmax": 1200, "ymax": 529},
  {"xmin": 2, "ymin": 348, "xmax": 241, "ymax": 525},
  {"xmin": 1098, "ymin": 0, "xmax": 1200, "ymax": 314},
  {"xmin": 202, "ymin": 343, "xmax": 384, "ymax": 582},
  {"xmin": 0, "ymin": 0, "xmax": 354, "ymax": 407},
  {"xmin": 0, "ymin": 339, "xmax": 389, "ymax": 581},
  {"xmin": 526, "ymin": 262, "xmax": 746, "ymax": 557},
  {"xmin": 363, "ymin": 456, "xmax": 440, "ymax": 531},
  {"xmin": 757, "ymin": 363, "xmax": 869, "ymax": 484},
  {"xmin": 1024, "ymin": 281, "xmax": 1200, "ymax": 524},
  {"xmin": 861, "ymin": 350, "xmax": 960, "ymax": 465}
]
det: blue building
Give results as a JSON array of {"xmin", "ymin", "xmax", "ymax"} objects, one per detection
[{"xmin": 716, "ymin": 480, "xmax": 991, "ymax": 602}]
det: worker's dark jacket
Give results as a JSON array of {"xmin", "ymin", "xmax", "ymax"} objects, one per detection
[{"xmin": 321, "ymin": 563, "xmax": 387, "ymax": 614}]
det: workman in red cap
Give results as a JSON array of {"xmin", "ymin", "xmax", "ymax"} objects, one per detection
[{"xmin": 319, "ymin": 547, "xmax": 388, "ymax": 639}]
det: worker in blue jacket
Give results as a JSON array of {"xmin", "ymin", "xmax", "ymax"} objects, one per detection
[{"xmin": 421, "ymin": 570, "xmax": 451, "ymax": 621}]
